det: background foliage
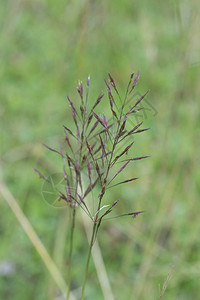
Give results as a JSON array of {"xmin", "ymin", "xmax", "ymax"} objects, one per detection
[{"xmin": 0, "ymin": 0, "xmax": 199, "ymax": 299}]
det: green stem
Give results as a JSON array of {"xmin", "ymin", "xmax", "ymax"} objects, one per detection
[
  {"xmin": 67, "ymin": 208, "xmax": 76, "ymax": 300},
  {"xmin": 80, "ymin": 222, "xmax": 97, "ymax": 300}
]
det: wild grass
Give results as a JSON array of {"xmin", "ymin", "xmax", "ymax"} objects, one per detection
[{"xmin": 34, "ymin": 73, "xmax": 150, "ymax": 299}]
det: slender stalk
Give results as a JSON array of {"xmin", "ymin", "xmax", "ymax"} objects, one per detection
[
  {"xmin": 81, "ymin": 222, "xmax": 97, "ymax": 300},
  {"xmin": 67, "ymin": 208, "xmax": 76, "ymax": 300}
]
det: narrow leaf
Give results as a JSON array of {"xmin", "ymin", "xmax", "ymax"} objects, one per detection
[{"xmin": 95, "ymin": 205, "xmax": 110, "ymax": 217}]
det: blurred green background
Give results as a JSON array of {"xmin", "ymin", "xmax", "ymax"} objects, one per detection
[{"xmin": 0, "ymin": 0, "xmax": 199, "ymax": 299}]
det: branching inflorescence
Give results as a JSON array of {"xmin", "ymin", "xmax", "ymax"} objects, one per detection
[{"xmin": 35, "ymin": 72, "xmax": 150, "ymax": 299}]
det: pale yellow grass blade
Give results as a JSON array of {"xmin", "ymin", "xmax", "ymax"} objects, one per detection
[{"xmin": 0, "ymin": 179, "xmax": 76, "ymax": 300}]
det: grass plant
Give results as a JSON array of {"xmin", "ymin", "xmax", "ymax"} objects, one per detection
[{"xmin": 35, "ymin": 73, "xmax": 150, "ymax": 299}]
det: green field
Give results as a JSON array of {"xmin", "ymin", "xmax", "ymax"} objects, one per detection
[{"xmin": 0, "ymin": 1, "xmax": 200, "ymax": 299}]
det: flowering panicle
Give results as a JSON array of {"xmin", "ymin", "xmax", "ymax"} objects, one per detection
[{"xmin": 35, "ymin": 73, "xmax": 150, "ymax": 228}]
